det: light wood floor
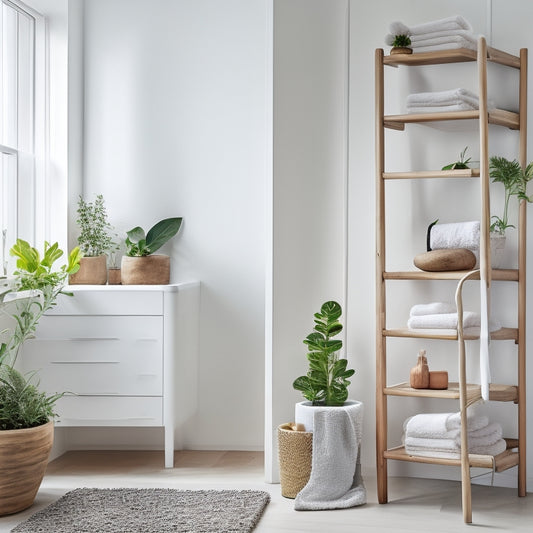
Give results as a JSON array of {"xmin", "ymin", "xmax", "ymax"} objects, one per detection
[{"xmin": 1, "ymin": 450, "xmax": 531, "ymax": 532}]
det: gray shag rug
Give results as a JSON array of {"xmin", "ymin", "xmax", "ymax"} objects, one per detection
[{"xmin": 12, "ymin": 488, "xmax": 270, "ymax": 533}]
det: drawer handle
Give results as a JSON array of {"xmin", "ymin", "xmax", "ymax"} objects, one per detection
[
  {"xmin": 135, "ymin": 338, "xmax": 158, "ymax": 342},
  {"xmin": 57, "ymin": 417, "xmax": 158, "ymax": 422},
  {"xmin": 67, "ymin": 337, "xmax": 120, "ymax": 341},
  {"xmin": 50, "ymin": 361, "xmax": 120, "ymax": 365}
]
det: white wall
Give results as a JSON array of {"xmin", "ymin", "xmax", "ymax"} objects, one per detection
[
  {"xmin": 265, "ymin": 0, "xmax": 349, "ymax": 481},
  {"xmin": 72, "ymin": 0, "xmax": 269, "ymax": 451},
  {"xmin": 348, "ymin": 0, "xmax": 533, "ymax": 489}
]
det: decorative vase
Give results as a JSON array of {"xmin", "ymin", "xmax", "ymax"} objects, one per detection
[
  {"xmin": 410, "ymin": 349, "xmax": 430, "ymax": 389},
  {"xmin": 390, "ymin": 47, "xmax": 413, "ymax": 55},
  {"xmin": 121, "ymin": 255, "xmax": 170, "ymax": 285},
  {"xmin": 69, "ymin": 255, "xmax": 107, "ymax": 285},
  {"xmin": 0, "ymin": 420, "xmax": 54, "ymax": 516},
  {"xmin": 490, "ymin": 233, "xmax": 506, "ymax": 268},
  {"xmin": 107, "ymin": 267, "xmax": 121, "ymax": 285}
]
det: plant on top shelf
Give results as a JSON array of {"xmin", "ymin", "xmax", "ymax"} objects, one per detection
[
  {"xmin": 442, "ymin": 146, "xmax": 473, "ymax": 170},
  {"xmin": 489, "ymin": 156, "xmax": 533, "ymax": 235},
  {"xmin": 293, "ymin": 301, "xmax": 355, "ymax": 406},
  {"xmin": 385, "ymin": 33, "xmax": 412, "ymax": 54},
  {"xmin": 121, "ymin": 217, "xmax": 182, "ymax": 285},
  {"xmin": 71, "ymin": 194, "xmax": 115, "ymax": 284},
  {"xmin": 0, "ymin": 239, "xmax": 81, "ymax": 515}
]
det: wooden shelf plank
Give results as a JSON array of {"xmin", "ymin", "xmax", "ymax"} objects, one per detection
[
  {"xmin": 383, "ymin": 169, "xmax": 480, "ymax": 180},
  {"xmin": 384, "ymin": 382, "xmax": 518, "ymax": 403},
  {"xmin": 383, "ymin": 269, "xmax": 518, "ymax": 281},
  {"xmin": 383, "ymin": 327, "xmax": 518, "ymax": 341},
  {"xmin": 384, "ymin": 445, "xmax": 519, "ymax": 472},
  {"xmin": 383, "ymin": 47, "xmax": 520, "ymax": 69},
  {"xmin": 384, "ymin": 109, "xmax": 519, "ymax": 130}
]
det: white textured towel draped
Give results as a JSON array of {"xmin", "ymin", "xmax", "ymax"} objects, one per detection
[{"xmin": 294, "ymin": 401, "xmax": 367, "ymax": 510}]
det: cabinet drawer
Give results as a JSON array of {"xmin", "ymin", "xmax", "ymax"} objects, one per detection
[
  {"xmin": 54, "ymin": 396, "xmax": 163, "ymax": 427},
  {"xmin": 21, "ymin": 316, "xmax": 163, "ymax": 395},
  {"xmin": 49, "ymin": 289, "xmax": 163, "ymax": 316}
]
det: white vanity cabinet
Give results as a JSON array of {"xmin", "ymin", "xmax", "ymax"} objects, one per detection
[{"xmin": 20, "ymin": 282, "xmax": 199, "ymax": 468}]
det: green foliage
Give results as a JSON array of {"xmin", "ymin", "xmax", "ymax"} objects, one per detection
[
  {"xmin": 392, "ymin": 34, "xmax": 411, "ymax": 48},
  {"xmin": 489, "ymin": 156, "xmax": 533, "ymax": 234},
  {"xmin": 442, "ymin": 146, "xmax": 472, "ymax": 170},
  {"xmin": 76, "ymin": 194, "xmax": 115, "ymax": 257},
  {"xmin": 0, "ymin": 240, "xmax": 80, "ymax": 429},
  {"xmin": 125, "ymin": 217, "xmax": 182, "ymax": 257},
  {"xmin": 0, "ymin": 366, "xmax": 61, "ymax": 430},
  {"xmin": 292, "ymin": 301, "xmax": 355, "ymax": 406}
]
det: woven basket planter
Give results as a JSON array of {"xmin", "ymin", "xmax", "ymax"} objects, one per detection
[
  {"xmin": 121, "ymin": 255, "xmax": 170, "ymax": 285},
  {"xmin": 277, "ymin": 423, "xmax": 312, "ymax": 499},
  {"xmin": 0, "ymin": 420, "xmax": 54, "ymax": 516},
  {"xmin": 69, "ymin": 256, "xmax": 108, "ymax": 285}
]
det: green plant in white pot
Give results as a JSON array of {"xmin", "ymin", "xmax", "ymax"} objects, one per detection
[
  {"xmin": 121, "ymin": 217, "xmax": 182, "ymax": 285},
  {"xmin": 489, "ymin": 156, "xmax": 533, "ymax": 267},
  {"xmin": 70, "ymin": 194, "xmax": 115, "ymax": 285},
  {"xmin": 0, "ymin": 239, "xmax": 81, "ymax": 516}
]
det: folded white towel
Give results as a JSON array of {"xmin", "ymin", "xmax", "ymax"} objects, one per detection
[
  {"xmin": 405, "ymin": 438, "xmax": 507, "ymax": 459},
  {"xmin": 410, "ymin": 302, "xmax": 456, "ymax": 317},
  {"xmin": 404, "ymin": 413, "xmax": 460, "ymax": 440},
  {"xmin": 455, "ymin": 422, "xmax": 503, "ymax": 448},
  {"xmin": 411, "ymin": 35, "xmax": 477, "ymax": 52},
  {"xmin": 407, "ymin": 103, "xmax": 478, "ymax": 114},
  {"xmin": 407, "ymin": 312, "xmax": 501, "ymax": 332},
  {"xmin": 467, "ymin": 421, "xmax": 503, "ymax": 439},
  {"xmin": 429, "ymin": 220, "xmax": 480, "ymax": 250},
  {"xmin": 409, "ymin": 29, "xmax": 478, "ymax": 44},
  {"xmin": 389, "ymin": 16, "xmax": 472, "ymax": 37},
  {"xmin": 407, "ymin": 88, "xmax": 480, "ymax": 108},
  {"xmin": 404, "ymin": 436, "xmax": 459, "ymax": 452},
  {"xmin": 446, "ymin": 412, "xmax": 489, "ymax": 432}
]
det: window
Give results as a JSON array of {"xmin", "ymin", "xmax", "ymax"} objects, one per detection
[{"xmin": 0, "ymin": 0, "xmax": 44, "ymax": 274}]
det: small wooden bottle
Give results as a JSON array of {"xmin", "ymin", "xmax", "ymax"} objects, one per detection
[{"xmin": 410, "ymin": 349, "xmax": 430, "ymax": 389}]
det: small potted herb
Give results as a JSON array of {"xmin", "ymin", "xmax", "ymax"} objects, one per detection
[
  {"xmin": 386, "ymin": 33, "xmax": 412, "ymax": 55},
  {"xmin": 70, "ymin": 194, "xmax": 115, "ymax": 285},
  {"xmin": 121, "ymin": 217, "xmax": 182, "ymax": 284},
  {"xmin": 442, "ymin": 146, "xmax": 473, "ymax": 170}
]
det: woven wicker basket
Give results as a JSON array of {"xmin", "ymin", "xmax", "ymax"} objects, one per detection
[{"xmin": 277, "ymin": 423, "xmax": 313, "ymax": 499}]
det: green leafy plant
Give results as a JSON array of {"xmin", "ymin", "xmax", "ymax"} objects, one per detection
[
  {"xmin": 76, "ymin": 194, "xmax": 115, "ymax": 257},
  {"xmin": 293, "ymin": 301, "xmax": 355, "ymax": 406},
  {"xmin": 489, "ymin": 156, "xmax": 533, "ymax": 234},
  {"xmin": 125, "ymin": 217, "xmax": 182, "ymax": 257},
  {"xmin": 391, "ymin": 34, "xmax": 411, "ymax": 48},
  {"xmin": 0, "ymin": 240, "xmax": 81, "ymax": 430},
  {"xmin": 442, "ymin": 146, "xmax": 472, "ymax": 170}
]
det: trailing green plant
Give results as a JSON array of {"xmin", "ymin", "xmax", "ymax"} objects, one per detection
[
  {"xmin": 76, "ymin": 194, "xmax": 115, "ymax": 257},
  {"xmin": 0, "ymin": 240, "xmax": 81, "ymax": 430},
  {"xmin": 489, "ymin": 156, "xmax": 533, "ymax": 234},
  {"xmin": 293, "ymin": 301, "xmax": 355, "ymax": 406},
  {"xmin": 391, "ymin": 34, "xmax": 411, "ymax": 48},
  {"xmin": 442, "ymin": 146, "xmax": 472, "ymax": 170},
  {"xmin": 125, "ymin": 217, "xmax": 182, "ymax": 257}
]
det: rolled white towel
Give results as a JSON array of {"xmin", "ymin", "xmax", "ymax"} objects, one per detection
[
  {"xmin": 410, "ymin": 302, "xmax": 456, "ymax": 317},
  {"xmin": 407, "ymin": 88, "xmax": 480, "ymax": 108},
  {"xmin": 407, "ymin": 312, "xmax": 501, "ymax": 331},
  {"xmin": 429, "ymin": 220, "xmax": 480, "ymax": 251},
  {"xmin": 389, "ymin": 15, "xmax": 472, "ymax": 36}
]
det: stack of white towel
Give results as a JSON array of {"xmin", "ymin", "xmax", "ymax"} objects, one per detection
[
  {"xmin": 403, "ymin": 412, "xmax": 507, "ymax": 459},
  {"xmin": 407, "ymin": 302, "xmax": 501, "ymax": 334},
  {"xmin": 406, "ymin": 88, "xmax": 491, "ymax": 114},
  {"xmin": 386, "ymin": 15, "xmax": 478, "ymax": 54}
]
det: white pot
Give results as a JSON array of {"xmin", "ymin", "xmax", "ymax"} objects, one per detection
[
  {"xmin": 295, "ymin": 400, "xmax": 362, "ymax": 432},
  {"xmin": 490, "ymin": 233, "xmax": 506, "ymax": 269}
]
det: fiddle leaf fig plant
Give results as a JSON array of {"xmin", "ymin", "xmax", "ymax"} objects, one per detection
[
  {"xmin": 293, "ymin": 301, "xmax": 355, "ymax": 406},
  {"xmin": 125, "ymin": 217, "xmax": 182, "ymax": 257}
]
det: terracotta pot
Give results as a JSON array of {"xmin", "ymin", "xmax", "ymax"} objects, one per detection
[
  {"xmin": 69, "ymin": 255, "xmax": 108, "ymax": 285},
  {"xmin": 107, "ymin": 268, "xmax": 122, "ymax": 285},
  {"xmin": 121, "ymin": 255, "xmax": 170, "ymax": 285},
  {"xmin": 0, "ymin": 421, "xmax": 54, "ymax": 516}
]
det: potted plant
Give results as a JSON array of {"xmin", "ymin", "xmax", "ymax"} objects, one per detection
[
  {"xmin": 70, "ymin": 194, "xmax": 115, "ymax": 285},
  {"xmin": 386, "ymin": 33, "xmax": 412, "ymax": 55},
  {"xmin": 0, "ymin": 239, "xmax": 81, "ymax": 516},
  {"xmin": 442, "ymin": 146, "xmax": 473, "ymax": 170},
  {"xmin": 489, "ymin": 156, "xmax": 533, "ymax": 266},
  {"xmin": 121, "ymin": 217, "xmax": 182, "ymax": 285}
]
